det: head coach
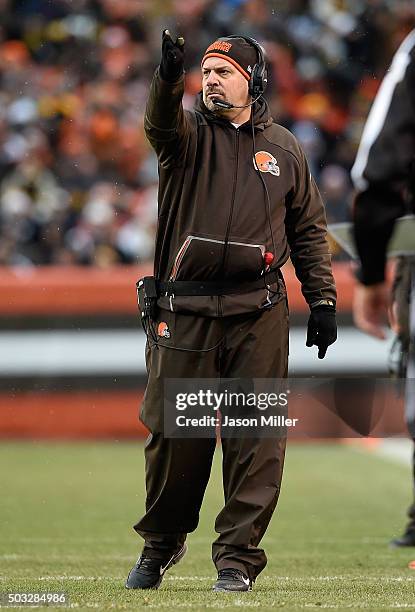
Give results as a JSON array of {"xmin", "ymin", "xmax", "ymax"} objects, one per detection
[{"xmin": 126, "ymin": 31, "xmax": 337, "ymax": 592}]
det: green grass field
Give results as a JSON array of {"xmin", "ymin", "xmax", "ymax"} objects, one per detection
[{"xmin": 1, "ymin": 441, "xmax": 415, "ymax": 611}]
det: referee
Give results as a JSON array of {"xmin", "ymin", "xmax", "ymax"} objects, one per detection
[{"xmin": 352, "ymin": 28, "xmax": 415, "ymax": 547}]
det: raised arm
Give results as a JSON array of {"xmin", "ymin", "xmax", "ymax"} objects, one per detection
[{"xmin": 144, "ymin": 30, "xmax": 190, "ymax": 168}]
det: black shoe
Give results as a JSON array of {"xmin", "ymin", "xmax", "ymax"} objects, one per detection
[
  {"xmin": 213, "ymin": 568, "xmax": 252, "ymax": 592},
  {"xmin": 390, "ymin": 532, "xmax": 415, "ymax": 547},
  {"xmin": 125, "ymin": 543, "xmax": 187, "ymax": 589}
]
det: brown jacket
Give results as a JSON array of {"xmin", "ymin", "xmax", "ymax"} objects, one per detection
[{"xmin": 145, "ymin": 67, "xmax": 336, "ymax": 317}]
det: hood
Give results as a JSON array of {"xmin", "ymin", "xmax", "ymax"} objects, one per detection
[{"xmin": 194, "ymin": 91, "xmax": 273, "ymax": 131}]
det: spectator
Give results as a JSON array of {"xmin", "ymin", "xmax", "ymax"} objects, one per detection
[{"xmin": 0, "ymin": 0, "xmax": 414, "ymax": 266}]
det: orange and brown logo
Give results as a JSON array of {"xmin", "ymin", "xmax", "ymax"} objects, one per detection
[
  {"xmin": 205, "ymin": 40, "xmax": 232, "ymax": 54},
  {"xmin": 157, "ymin": 322, "xmax": 171, "ymax": 339},
  {"xmin": 253, "ymin": 151, "xmax": 280, "ymax": 176}
]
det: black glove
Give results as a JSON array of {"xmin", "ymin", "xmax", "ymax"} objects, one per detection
[
  {"xmin": 160, "ymin": 29, "xmax": 185, "ymax": 82},
  {"xmin": 306, "ymin": 305, "xmax": 337, "ymax": 359}
]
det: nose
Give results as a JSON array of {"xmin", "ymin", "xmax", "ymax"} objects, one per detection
[{"xmin": 206, "ymin": 70, "xmax": 219, "ymax": 87}]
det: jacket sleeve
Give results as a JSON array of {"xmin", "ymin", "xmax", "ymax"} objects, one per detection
[
  {"xmin": 285, "ymin": 146, "xmax": 337, "ymax": 308},
  {"xmin": 144, "ymin": 66, "xmax": 191, "ymax": 168},
  {"xmin": 351, "ymin": 31, "xmax": 415, "ymax": 285}
]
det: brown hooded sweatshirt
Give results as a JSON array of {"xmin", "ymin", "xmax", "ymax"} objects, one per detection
[{"xmin": 144, "ymin": 67, "xmax": 336, "ymax": 317}]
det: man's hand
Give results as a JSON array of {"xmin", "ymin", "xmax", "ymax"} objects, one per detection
[
  {"xmin": 160, "ymin": 29, "xmax": 185, "ymax": 82},
  {"xmin": 306, "ymin": 305, "xmax": 337, "ymax": 359},
  {"xmin": 353, "ymin": 281, "xmax": 389, "ymax": 339}
]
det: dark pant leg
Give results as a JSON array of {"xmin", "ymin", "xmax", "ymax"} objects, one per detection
[
  {"xmin": 134, "ymin": 434, "xmax": 216, "ymax": 557},
  {"xmin": 403, "ymin": 443, "xmax": 415, "ymax": 535},
  {"xmin": 212, "ymin": 299, "xmax": 289, "ymax": 581},
  {"xmin": 404, "ymin": 323, "xmax": 415, "ymax": 534},
  {"xmin": 134, "ymin": 310, "xmax": 221, "ymax": 557}
]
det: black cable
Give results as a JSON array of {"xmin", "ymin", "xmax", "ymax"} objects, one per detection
[
  {"xmin": 141, "ymin": 309, "xmax": 224, "ymax": 353},
  {"xmin": 147, "ymin": 336, "xmax": 225, "ymax": 353},
  {"xmin": 250, "ymin": 111, "xmax": 280, "ymax": 299},
  {"xmin": 143, "ymin": 316, "xmax": 159, "ymax": 348}
]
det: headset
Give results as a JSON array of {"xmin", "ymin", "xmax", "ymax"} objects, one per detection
[
  {"xmin": 230, "ymin": 34, "xmax": 267, "ymax": 98},
  {"xmin": 211, "ymin": 35, "xmax": 268, "ymax": 110}
]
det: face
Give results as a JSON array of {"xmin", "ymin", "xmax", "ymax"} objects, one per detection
[{"xmin": 202, "ymin": 57, "xmax": 250, "ymax": 113}]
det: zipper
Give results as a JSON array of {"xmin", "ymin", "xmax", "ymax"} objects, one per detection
[
  {"xmin": 167, "ymin": 236, "xmax": 193, "ymax": 311},
  {"xmin": 170, "ymin": 236, "xmax": 193, "ymax": 281},
  {"xmin": 219, "ymin": 128, "xmax": 240, "ymax": 316}
]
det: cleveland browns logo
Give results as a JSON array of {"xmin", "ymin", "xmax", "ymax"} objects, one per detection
[
  {"xmin": 253, "ymin": 151, "xmax": 280, "ymax": 176},
  {"xmin": 157, "ymin": 322, "xmax": 171, "ymax": 338}
]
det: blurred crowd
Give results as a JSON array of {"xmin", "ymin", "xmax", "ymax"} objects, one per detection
[{"xmin": 1, "ymin": 0, "xmax": 414, "ymax": 267}]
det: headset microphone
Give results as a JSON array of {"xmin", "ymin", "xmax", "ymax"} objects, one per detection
[
  {"xmin": 212, "ymin": 92, "xmax": 263, "ymax": 110},
  {"xmin": 211, "ymin": 99, "xmax": 233, "ymax": 109}
]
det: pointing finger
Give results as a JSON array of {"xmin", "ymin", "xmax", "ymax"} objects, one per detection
[{"xmin": 318, "ymin": 345, "xmax": 328, "ymax": 359}]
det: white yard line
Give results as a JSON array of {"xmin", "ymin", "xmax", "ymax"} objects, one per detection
[
  {"xmin": 350, "ymin": 438, "xmax": 413, "ymax": 467},
  {"xmin": 28, "ymin": 575, "xmax": 414, "ymax": 582},
  {"xmin": 373, "ymin": 438, "xmax": 413, "ymax": 466}
]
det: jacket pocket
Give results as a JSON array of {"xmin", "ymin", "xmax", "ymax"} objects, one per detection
[{"xmin": 169, "ymin": 234, "xmax": 265, "ymax": 282}]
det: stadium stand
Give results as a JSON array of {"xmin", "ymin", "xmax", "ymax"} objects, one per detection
[{"xmin": 1, "ymin": 0, "xmax": 415, "ymax": 265}]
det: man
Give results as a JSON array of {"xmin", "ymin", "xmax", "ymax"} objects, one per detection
[
  {"xmin": 352, "ymin": 29, "xmax": 415, "ymax": 546},
  {"xmin": 126, "ymin": 31, "xmax": 337, "ymax": 592}
]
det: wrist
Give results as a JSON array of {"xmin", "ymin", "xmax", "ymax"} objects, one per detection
[
  {"xmin": 310, "ymin": 299, "xmax": 336, "ymax": 311},
  {"xmin": 354, "ymin": 263, "xmax": 385, "ymax": 286},
  {"xmin": 159, "ymin": 63, "xmax": 184, "ymax": 83}
]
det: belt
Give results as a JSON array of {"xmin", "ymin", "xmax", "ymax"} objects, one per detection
[{"xmin": 156, "ymin": 269, "xmax": 280, "ymax": 297}]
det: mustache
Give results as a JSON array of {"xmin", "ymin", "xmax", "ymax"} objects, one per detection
[{"xmin": 205, "ymin": 88, "xmax": 224, "ymax": 96}]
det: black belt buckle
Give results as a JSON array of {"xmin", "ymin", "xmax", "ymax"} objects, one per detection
[{"xmin": 136, "ymin": 276, "xmax": 158, "ymax": 319}]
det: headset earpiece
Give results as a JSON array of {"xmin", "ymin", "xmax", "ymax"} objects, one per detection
[
  {"xmin": 226, "ymin": 35, "xmax": 267, "ymax": 98},
  {"xmin": 249, "ymin": 61, "xmax": 267, "ymax": 97}
]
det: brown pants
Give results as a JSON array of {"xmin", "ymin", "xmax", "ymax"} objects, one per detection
[{"xmin": 134, "ymin": 298, "xmax": 289, "ymax": 581}]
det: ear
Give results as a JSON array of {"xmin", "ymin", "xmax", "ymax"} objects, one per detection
[
  {"xmin": 245, "ymin": 80, "xmax": 251, "ymax": 103},
  {"xmin": 239, "ymin": 75, "xmax": 250, "ymax": 100}
]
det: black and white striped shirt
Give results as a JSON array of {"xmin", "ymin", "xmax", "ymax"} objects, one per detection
[{"xmin": 352, "ymin": 29, "xmax": 415, "ymax": 285}]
